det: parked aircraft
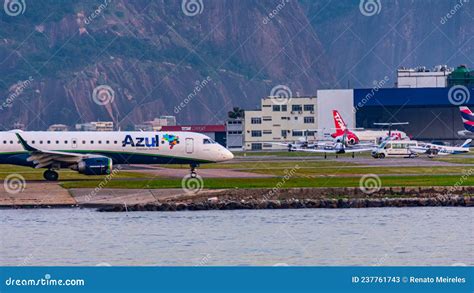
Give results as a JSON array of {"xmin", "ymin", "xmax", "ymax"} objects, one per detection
[
  {"xmin": 0, "ymin": 131, "xmax": 234, "ymax": 181},
  {"xmin": 331, "ymin": 110, "xmax": 408, "ymax": 143},
  {"xmin": 458, "ymin": 106, "xmax": 474, "ymax": 137},
  {"xmin": 410, "ymin": 139, "xmax": 471, "ymax": 157},
  {"xmin": 291, "ymin": 130, "xmax": 374, "ymax": 158}
]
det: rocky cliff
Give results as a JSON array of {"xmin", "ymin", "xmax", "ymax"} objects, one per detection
[{"xmin": 0, "ymin": 0, "xmax": 472, "ymax": 129}]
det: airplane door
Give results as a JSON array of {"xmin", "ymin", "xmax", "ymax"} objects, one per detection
[
  {"xmin": 185, "ymin": 138, "xmax": 194, "ymax": 154},
  {"xmin": 72, "ymin": 138, "xmax": 77, "ymax": 148}
]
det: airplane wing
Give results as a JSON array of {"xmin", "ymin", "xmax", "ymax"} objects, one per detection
[
  {"xmin": 343, "ymin": 148, "xmax": 374, "ymax": 153},
  {"xmin": 409, "ymin": 146, "xmax": 430, "ymax": 154},
  {"xmin": 291, "ymin": 147, "xmax": 337, "ymax": 153},
  {"xmin": 16, "ymin": 133, "xmax": 86, "ymax": 168}
]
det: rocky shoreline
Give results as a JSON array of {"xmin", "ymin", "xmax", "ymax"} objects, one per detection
[
  {"xmin": 97, "ymin": 195, "xmax": 474, "ymax": 212},
  {"xmin": 2, "ymin": 186, "xmax": 474, "ymax": 211}
]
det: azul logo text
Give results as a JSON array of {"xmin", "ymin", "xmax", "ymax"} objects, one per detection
[{"xmin": 122, "ymin": 135, "xmax": 160, "ymax": 148}]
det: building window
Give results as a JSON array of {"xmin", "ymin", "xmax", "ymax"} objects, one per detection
[
  {"xmin": 281, "ymin": 130, "xmax": 287, "ymax": 137},
  {"xmin": 263, "ymin": 130, "xmax": 272, "ymax": 135},
  {"xmin": 304, "ymin": 104, "xmax": 314, "ymax": 112},
  {"xmin": 292, "ymin": 105, "xmax": 302, "ymax": 112},
  {"xmin": 292, "ymin": 130, "xmax": 303, "ymax": 137},
  {"xmin": 251, "ymin": 130, "xmax": 262, "ymax": 137},
  {"xmin": 263, "ymin": 116, "xmax": 272, "ymax": 121},
  {"xmin": 251, "ymin": 117, "xmax": 262, "ymax": 124},
  {"xmin": 272, "ymin": 105, "xmax": 280, "ymax": 112},
  {"xmin": 251, "ymin": 143, "xmax": 262, "ymax": 150},
  {"xmin": 304, "ymin": 117, "xmax": 315, "ymax": 124},
  {"xmin": 305, "ymin": 130, "xmax": 316, "ymax": 136},
  {"xmin": 281, "ymin": 105, "xmax": 287, "ymax": 111}
]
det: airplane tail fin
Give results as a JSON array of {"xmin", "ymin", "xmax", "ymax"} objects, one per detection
[
  {"xmin": 332, "ymin": 110, "xmax": 347, "ymax": 133},
  {"xmin": 460, "ymin": 139, "xmax": 472, "ymax": 148},
  {"xmin": 460, "ymin": 106, "xmax": 474, "ymax": 132}
]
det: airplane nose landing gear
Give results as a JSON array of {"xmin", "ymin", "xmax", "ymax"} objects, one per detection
[{"xmin": 190, "ymin": 163, "xmax": 200, "ymax": 178}]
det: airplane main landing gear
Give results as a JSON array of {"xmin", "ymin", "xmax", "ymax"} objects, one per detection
[
  {"xmin": 43, "ymin": 169, "xmax": 59, "ymax": 181},
  {"xmin": 189, "ymin": 163, "xmax": 200, "ymax": 178}
]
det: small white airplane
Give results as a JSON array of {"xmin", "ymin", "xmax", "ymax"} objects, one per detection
[
  {"xmin": 410, "ymin": 139, "xmax": 471, "ymax": 157},
  {"xmin": 0, "ymin": 131, "xmax": 234, "ymax": 181}
]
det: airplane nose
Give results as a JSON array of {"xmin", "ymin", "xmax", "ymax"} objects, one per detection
[
  {"xmin": 219, "ymin": 148, "xmax": 234, "ymax": 161},
  {"xmin": 224, "ymin": 149, "xmax": 234, "ymax": 160}
]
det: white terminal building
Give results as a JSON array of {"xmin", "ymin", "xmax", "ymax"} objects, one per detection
[
  {"xmin": 244, "ymin": 96, "xmax": 317, "ymax": 150},
  {"xmin": 396, "ymin": 65, "xmax": 452, "ymax": 88}
]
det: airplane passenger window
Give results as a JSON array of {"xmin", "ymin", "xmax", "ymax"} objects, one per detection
[
  {"xmin": 10, "ymin": 141, "xmax": 13, "ymax": 144},
  {"xmin": 114, "ymin": 141, "xmax": 117, "ymax": 144},
  {"xmin": 106, "ymin": 140, "xmax": 110, "ymax": 144},
  {"xmin": 82, "ymin": 140, "xmax": 86, "ymax": 144},
  {"xmin": 90, "ymin": 140, "xmax": 94, "ymax": 144},
  {"xmin": 56, "ymin": 140, "xmax": 59, "ymax": 144},
  {"xmin": 32, "ymin": 140, "xmax": 35, "ymax": 144},
  {"xmin": 98, "ymin": 141, "xmax": 102, "ymax": 144},
  {"xmin": 39, "ymin": 141, "xmax": 43, "ymax": 144},
  {"xmin": 47, "ymin": 140, "xmax": 51, "ymax": 144},
  {"xmin": 2, "ymin": 141, "xmax": 6, "ymax": 144}
]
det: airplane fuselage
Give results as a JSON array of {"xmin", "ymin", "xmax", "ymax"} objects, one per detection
[{"xmin": 0, "ymin": 131, "xmax": 234, "ymax": 168}]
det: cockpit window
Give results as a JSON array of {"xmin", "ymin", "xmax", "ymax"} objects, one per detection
[{"xmin": 203, "ymin": 138, "xmax": 216, "ymax": 144}]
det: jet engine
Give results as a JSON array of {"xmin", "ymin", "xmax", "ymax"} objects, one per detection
[{"xmin": 75, "ymin": 157, "xmax": 113, "ymax": 175}]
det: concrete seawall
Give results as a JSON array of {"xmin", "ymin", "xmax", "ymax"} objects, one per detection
[{"xmin": 1, "ymin": 185, "xmax": 473, "ymax": 211}]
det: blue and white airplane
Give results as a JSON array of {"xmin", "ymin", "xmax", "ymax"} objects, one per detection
[
  {"xmin": 410, "ymin": 139, "xmax": 471, "ymax": 157},
  {"xmin": 0, "ymin": 131, "xmax": 234, "ymax": 181}
]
